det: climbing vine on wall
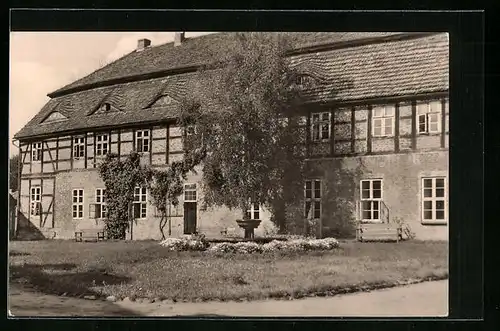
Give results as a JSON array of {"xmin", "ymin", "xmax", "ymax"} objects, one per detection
[
  {"xmin": 98, "ymin": 147, "xmax": 207, "ymax": 240},
  {"xmin": 98, "ymin": 152, "xmax": 150, "ymax": 239}
]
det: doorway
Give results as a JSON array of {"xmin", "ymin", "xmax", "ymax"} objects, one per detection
[{"xmin": 183, "ymin": 202, "xmax": 197, "ymax": 234}]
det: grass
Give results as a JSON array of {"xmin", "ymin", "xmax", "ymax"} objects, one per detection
[{"xmin": 9, "ymin": 240, "xmax": 448, "ymax": 302}]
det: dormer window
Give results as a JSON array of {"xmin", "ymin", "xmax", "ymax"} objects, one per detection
[
  {"xmin": 185, "ymin": 125, "xmax": 197, "ymax": 136},
  {"xmin": 148, "ymin": 95, "xmax": 176, "ymax": 108},
  {"xmin": 295, "ymin": 75, "xmax": 313, "ymax": 88},
  {"xmin": 296, "ymin": 75, "xmax": 307, "ymax": 86},
  {"xmin": 100, "ymin": 103, "xmax": 111, "ymax": 112},
  {"xmin": 41, "ymin": 111, "xmax": 67, "ymax": 124}
]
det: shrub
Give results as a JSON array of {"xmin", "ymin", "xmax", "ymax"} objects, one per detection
[
  {"xmin": 159, "ymin": 236, "xmax": 340, "ymax": 254},
  {"xmin": 159, "ymin": 237, "xmax": 208, "ymax": 251}
]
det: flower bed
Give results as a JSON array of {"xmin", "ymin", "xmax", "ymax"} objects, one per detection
[
  {"xmin": 159, "ymin": 236, "xmax": 340, "ymax": 253},
  {"xmin": 159, "ymin": 237, "xmax": 209, "ymax": 251}
]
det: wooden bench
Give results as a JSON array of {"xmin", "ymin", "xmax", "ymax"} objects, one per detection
[
  {"xmin": 75, "ymin": 229, "xmax": 106, "ymax": 242},
  {"xmin": 356, "ymin": 222, "xmax": 403, "ymax": 242}
]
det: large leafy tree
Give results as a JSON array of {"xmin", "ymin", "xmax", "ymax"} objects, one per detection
[{"xmin": 178, "ymin": 33, "xmax": 309, "ymax": 232}]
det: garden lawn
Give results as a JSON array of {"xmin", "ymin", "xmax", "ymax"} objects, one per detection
[{"xmin": 9, "ymin": 240, "xmax": 448, "ymax": 302}]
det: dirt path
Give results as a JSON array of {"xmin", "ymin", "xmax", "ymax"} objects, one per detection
[
  {"xmin": 8, "ymin": 286, "xmax": 138, "ymax": 317},
  {"xmin": 9, "ymin": 280, "xmax": 448, "ymax": 317}
]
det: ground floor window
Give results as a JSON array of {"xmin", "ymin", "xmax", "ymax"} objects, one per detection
[
  {"xmin": 133, "ymin": 187, "xmax": 147, "ymax": 219},
  {"xmin": 422, "ymin": 177, "xmax": 446, "ymax": 223},
  {"xmin": 360, "ymin": 179, "xmax": 383, "ymax": 221},
  {"xmin": 30, "ymin": 186, "xmax": 41, "ymax": 216},
  {"xmin": 72, "ymin": 189, "xmax": 84, "ymax": 219},
  {"xmin": 246, "ymin": 203, "xmax": 261, "ymax": 220},
  {"xmin": 304, "ymin": 179, "xmax": 321, "ymax": 219},
  {"xmin": 94, "ymin": 188, "xmax": 107, "ymax": 218}
]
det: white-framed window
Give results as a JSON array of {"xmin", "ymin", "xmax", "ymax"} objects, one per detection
[
  {"xmin": 311, "ymin": 112, "xmax": 331, "ymax": 142},
  {"xmin": 95, "ymin": 188, "xmax": 107, "ymax": 219},
  {"xmin": 304, "ymin": 179, "xmax": 321, "ymax": 219},
  {"xmin": 133, "ymin": 187, "xmax": 147, "ymax": 218},
  {"xmin": 422, "ymin": 177, "xmax": 447, "ymax": 223},
  {"xmin": 31, "ymin": 143, "xmax": 42, "ymax": 162},
  {"xmin": 360, "ymin": 179, "xmax": 383, "ymax": 221},
  {"xmin": 418, "ymin": 101, "xmax": 441, "ymax": 134},
  {"xmin": 372, "ymin": 106, "xmax": 395, "ymax": 137},
  {"xmin": 184, "ymin": 183, "xmax": 197, "ymax": 202},
  {"xmin": 73, "ymin": 137, "xmax": 85, "ymax": 158},
  {"xmin": 95, "ymin": 134, "xmax": 109, "ymax": 156},
  {"xmin": 135, "ymin": 130, "xmax": 150, "ymax": 153},
  {"xmin": 72, "ymin": 189, "xmax": 84, "ymax": 219},
  {"xmin": 30, "ymin": 186, "xmax": 41, "ymax": 216},
  {"xmin": 246, "ymin": 203, "xmax": 261, "ymax": 220}
]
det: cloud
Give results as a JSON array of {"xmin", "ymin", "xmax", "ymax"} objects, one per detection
[
  {"xmin": 9, "ymin": 61, "xmax": 73, "ymax": 154},
  {"xmin": 9, "ymin": 32, "xmax": 217, "ymax": 156}
]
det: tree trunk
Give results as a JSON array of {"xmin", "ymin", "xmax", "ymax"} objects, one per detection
[{"xmin": 159, "ymin": 213, "xmax": 166, "ymax": 240}]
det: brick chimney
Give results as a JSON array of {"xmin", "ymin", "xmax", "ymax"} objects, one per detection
[
  {"xmin": 137, "ymin": 38, "xmax": 151, "ymax": 51},
  {"xmin": 174, "ymin": 32, "xmax": 185, "ymax": 47}
]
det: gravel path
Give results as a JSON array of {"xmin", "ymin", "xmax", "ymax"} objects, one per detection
[{"xmin": 9, "ymin": 280, "xmax": 448, "ymax": 317}]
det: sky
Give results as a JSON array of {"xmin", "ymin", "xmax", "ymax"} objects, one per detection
[{"xmin": 9, "ymin": 31, "xmax": 214, "ymax": 157}]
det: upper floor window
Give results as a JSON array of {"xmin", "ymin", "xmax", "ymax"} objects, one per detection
[
  {"xmin": 372, "ymin": 106, "xmax": 395, "ymax": 137},
  {"xmin": 135, "ymin": 130, "xmax": 150, "ymax": 153},
  {"xmin": 304, "ymin": 179, "xmax": 321, "ymax": 219},
  {"xmin": 418, "ymin": 101, "xmax": 441, "ymax": 134},
  {"xmin": 31, "ymin": 143, "xmax": 42, "ymax": 162},
  {"xmin": 95, "ymin": 134, "xmax": 109, "ymax": 156},
  {"xmin": 311, "ymin": 112, "xmax": 331, "ymax": 142},
  {"xmin": 73, "ymin": 137, "xmax": 85, "ymax": 158}
]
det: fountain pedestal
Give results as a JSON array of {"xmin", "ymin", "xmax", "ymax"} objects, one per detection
[{"xmin": 236, "ymin": 219, "xmax": 262, "ymax": 239}]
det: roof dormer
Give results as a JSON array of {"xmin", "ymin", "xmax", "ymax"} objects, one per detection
[
  {"xmin": 40, "ymin": 111, "xmax": 68, "ymax": 124},
  {"xmin": 91, "ymin": 101, "xmax": 123, "ymax": 115},
  {"xmin": 146, "ymin": 94, "xmax": 178, "ymax": 108}
]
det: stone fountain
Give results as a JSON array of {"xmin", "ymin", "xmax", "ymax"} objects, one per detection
[{"xmin": 235, "ymin": 219, "xmax": 262, "ymax": 239}]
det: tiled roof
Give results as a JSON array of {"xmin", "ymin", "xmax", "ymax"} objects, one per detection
[
  {"xmin": 15, "ymin": 75, "xmax": 190, "ymax": 139},
  {"xmin": 14, "ymin": 32, "xmax": 448, "ymax": 140},
  {"xmin": 49, "ymin": 32, "xmax": 403, "ymax": 97},
  {"xmin": 290, "ymin": 33, "xmax": 449, "ymax": 103}
]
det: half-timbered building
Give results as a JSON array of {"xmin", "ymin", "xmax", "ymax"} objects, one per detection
[{"xmin": 13, "ymin": 32, "xmax": 449, "ymax": 240}]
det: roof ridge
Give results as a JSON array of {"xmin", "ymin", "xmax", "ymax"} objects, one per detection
[{"xmin": 48, "ymin": 32, "xmax": 433, "ymax": 98}]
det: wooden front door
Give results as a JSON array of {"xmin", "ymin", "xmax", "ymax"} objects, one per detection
[{"xmin": 183, "ymin": 202, "xmax": 197, "ymax": 234}]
